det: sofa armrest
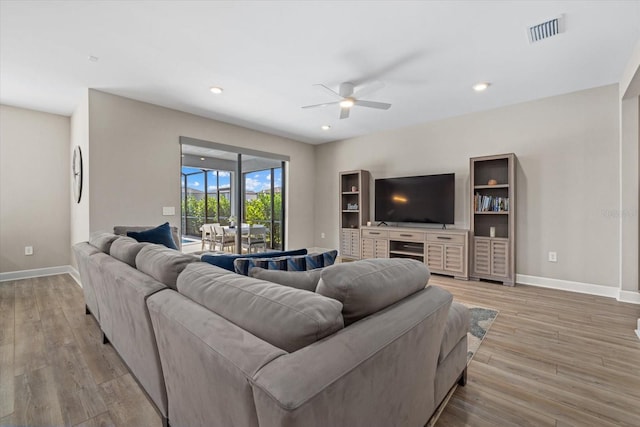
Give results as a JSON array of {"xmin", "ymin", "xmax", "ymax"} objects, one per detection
[
  {"xmin": 147, "ymin": 290, "xmax": 287, "ymax": 427},
  {"xmin": 250, "ymin": 286, "xmax": 453, "ymax": 427}
]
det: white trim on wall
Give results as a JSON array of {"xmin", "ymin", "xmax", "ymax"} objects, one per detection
[
  {"xmin": 516, "ymin": 274, "xmax": 620, "ymax": 299},
  {"xmin": 618, "ymin": 290, "xmax": 640, "ymax": 304},
  {"xmin": 0, "ymin": 265, "xmax": 81, "ymax": 287}
]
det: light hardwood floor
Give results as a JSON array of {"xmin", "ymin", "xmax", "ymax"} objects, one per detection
[{"xmin": 0, "ymin": 274, "xmax": 638, "ymax": 426}]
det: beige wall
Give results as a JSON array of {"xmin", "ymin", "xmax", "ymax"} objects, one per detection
[
  {"xmin": 314, "ymin": 85, "xmax": 620, "ymax": 288},
  {"xmin": 619, "ymin": 39, "xmax": 640, "ymax": 294},
  {"xmin": 86, "ymin": 90, "xmax": 315, "ymax": 249},
  {"xmin": 70, "ymin": 90, "xmax": 90, "ymax": 260},
  {"xmin": 0, "ymin": 105, "xmax": 70, "ymax": 273}
]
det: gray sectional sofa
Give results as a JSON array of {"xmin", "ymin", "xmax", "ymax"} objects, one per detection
[{"xmin": 73, "ymin": 231, "xmax": 469, "ymax": 427}]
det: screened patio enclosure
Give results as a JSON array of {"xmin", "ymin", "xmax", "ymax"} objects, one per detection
[{"xmin": 180, "ymin": 137, "xmax": 287, "ymax": 252}]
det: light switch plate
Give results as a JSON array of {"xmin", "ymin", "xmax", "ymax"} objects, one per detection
[{"xmin": 162, "ymin": 207, "xmax": 175, "ymax": 216}]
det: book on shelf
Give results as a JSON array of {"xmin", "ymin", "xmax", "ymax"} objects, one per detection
[{"xmin": 474, "ymin": 193, "xmax": 509, "ymax": 212}]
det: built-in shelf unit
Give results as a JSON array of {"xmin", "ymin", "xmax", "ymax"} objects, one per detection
[
  {"xmin": 339, "ymin": 170, "xmax": 370, "ymax": 260},
  {"xmin": 470, "ymin": 153, "xmax": 516, "ymax": 286}
]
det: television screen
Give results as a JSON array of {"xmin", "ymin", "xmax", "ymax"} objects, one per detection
[{"xmin": 375, "ymin": 173, "xmax": 455, "ymax": 224}]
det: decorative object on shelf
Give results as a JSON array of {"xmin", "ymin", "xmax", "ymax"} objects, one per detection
[
  {"xmin": 487, "ymin": 179, "xmax": 498, "ymax": 186},
  {"xmin": 346, "ymin": 203, "xmax": 359, "ymax": 210},
  {"xmin": 351, "ymin": 185, "xmax": 358, "ymax": 192},
  {"xmin": 72, "ymin": 145, "xmax": 83, "ymax": 203},
  {"xmin": 366, "ymin": 221, "xmax": 372, "ymax": 226},
  {"xmin": 490, "ymin": 227, "xmax": 496, "ymax": 238}
]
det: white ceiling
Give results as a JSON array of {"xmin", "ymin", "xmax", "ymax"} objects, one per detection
[{"xmin": 1, "ymin": 1, "xmax": 639, "ymax": 145}]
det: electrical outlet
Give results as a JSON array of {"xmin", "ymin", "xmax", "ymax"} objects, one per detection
[
  {"xmin": 548, "ymin": 251, "xmax": 557, "ymax": 262},
  {"xmin": 321, "ymin": 232, "xmax": 326, "ymax": 239},
  {"xmin": 25, "ymin": 246, "xmax": 33, "ymax": 256}
]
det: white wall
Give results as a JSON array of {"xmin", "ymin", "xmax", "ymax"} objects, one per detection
[
  {"xmin": 86, "ymin": 90, "xmax": 316, "ymax": 249},
  {"xmin": 314, "ymin": 85, "xmax": 620, "ymax": 288},
  {"xmin": 0, "ymin": 105, "xmax": 70, "ymax": 273}
]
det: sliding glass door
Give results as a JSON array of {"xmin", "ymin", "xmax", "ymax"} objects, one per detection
[
  {"xmin": 181, "ymin": 167, "xmax": 233, "ymax": 238},
  {"xmin": 180, "ymin": 138, "xmax": 288, "ymax": 252},
  {"xmin": 243, "ymin": 166, "xmax": 284, "ymax": 250}
]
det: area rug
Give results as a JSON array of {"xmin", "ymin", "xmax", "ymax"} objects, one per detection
[
  {"xmin": 426, "ymin": 304, "xmax": 498, "ymax": 427},
  {"xmin": 466, "ymin": 305, "xmax": 499, "ymax": 363}
]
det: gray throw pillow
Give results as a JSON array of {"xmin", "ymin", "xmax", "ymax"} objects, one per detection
[
  {"xmin": 316, "ymin": 258, "xmax": 430, "ymax": 325},
  {"xmin": 248, "ymin": 267, "xmax": 323, "ymax": 292}
]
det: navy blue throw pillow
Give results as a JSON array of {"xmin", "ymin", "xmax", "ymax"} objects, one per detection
[
  {"xmin": 201, "ymin": 248, "xmax": 308, "ymax": 272},
  {"xmin": 127, "ymin": 222, "xmax": 178, "ymax": 250}
]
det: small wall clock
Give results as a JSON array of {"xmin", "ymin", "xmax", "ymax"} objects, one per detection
[{"xmin": 72, "ymin": 145, "xmax": 83, "ymax": 203}]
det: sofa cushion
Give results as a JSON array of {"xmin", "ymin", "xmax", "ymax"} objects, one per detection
[
  {"xmin": 248, "ymin": 267, "xmax": 323, "ymax": 292},
  {"xmin": 109, "ymin": 236, "xmax": 148, "ymax": 267},
  {"xmin": 135, "ymin": 244, "xmax": 197, "ymax": 290},
  {"xmin": 177, "ymin": 263, "xmax": 344, "ymax": 352},
  {"xmin": 89, "ymin": 232, "xmax": 119, "ymax": 253},
  {"xmin": 439, "ymin": 302, "xmax": 470, "ymax": 363},
  {"xmin": 201, "ymin": 248, "xmax": 307, "ymax": 273},
  {"xmin": 316, "ymin": 258, "xmax": 430, "ymax": 326},
  {"xmin": 233, "ymin": 250, "xmax": 338, "ymax": 276},
  {"xmin": 126, "ymin": 222, "xmax": 178, "ymax": 250}
]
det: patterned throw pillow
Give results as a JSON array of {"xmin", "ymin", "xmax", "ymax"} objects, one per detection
[{"xmin": 234, "ymin": 250, "xmax": 338, "ymax": 276}]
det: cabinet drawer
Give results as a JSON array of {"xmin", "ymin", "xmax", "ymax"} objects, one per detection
[
  {"xmin": 362, "ymin": 229, "xmax": 389, "ymax": 238},
  {"xmin": 426, "ymin": 233, "xmax": 465, "ymax": 244},
  {"xmin": 389, "ymin": 230, "xmax": 425, "ymax": 241}
]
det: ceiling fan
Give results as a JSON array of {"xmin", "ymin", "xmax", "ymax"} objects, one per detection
[{"xmin": 301, "ymin": 81, "xmax": 391, "ymax": 119}]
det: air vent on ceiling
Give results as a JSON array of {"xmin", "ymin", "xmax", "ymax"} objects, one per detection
[{"xmin": 528, "ymin": 15, "xmax": 565, "ymax": 44}]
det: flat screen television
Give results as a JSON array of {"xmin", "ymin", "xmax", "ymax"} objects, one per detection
[{"xmin": 375, "ymin": 173, "xmax": 455, "ymax": 225}]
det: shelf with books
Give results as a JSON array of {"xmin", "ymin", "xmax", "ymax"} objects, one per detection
[{"xmin": 473, "ymin": 193, "xmax": 510, "ymax": 213}]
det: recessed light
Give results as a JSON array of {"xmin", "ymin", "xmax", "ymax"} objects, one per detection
[
  {"xmin": 473, "ymin": 82, "xmax": 490, "ymax": 92},
  {"xmin": 209, "ymin": 86, "xmax": 224, "ymax": 94},
  {"xmin": 321, "ymin": 125, "xmax": 331, "ymax": 130},
  {"xmin": 200, "ymin": 157, "xmax": 205, "ymax": 161},
  {"xmin": 88, "ymin": 55, "xmax": 99, "ymax": 62},
  {"xmin": 339, "ymin": 99, "xmax": 355, "ymax": 108}
]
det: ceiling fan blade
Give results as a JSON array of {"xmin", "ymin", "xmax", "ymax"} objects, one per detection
[
  {"xmin": 301, "ymin": 101, "xmax": 340, "ymax": 109},
  {"xmin": 355, "ymin": 100, "xmax": 391, "ymax": 110},
  {"xmin": 353, "ymin": 80, "xmax": 385, "ymax": 98},
  {"xmin": 340, "ymin": 107, "xmax": 350, "ymax": 119},
  {"xmin": 313, "ymin": 84, "xmax": 343, "ymax": 100}
]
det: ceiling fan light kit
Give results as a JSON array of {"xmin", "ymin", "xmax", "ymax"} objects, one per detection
[{"xmin": 302, "ymin": 81, "xmax": 391, "ymax": 120}]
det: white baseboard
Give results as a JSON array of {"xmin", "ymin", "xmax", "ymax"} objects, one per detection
[
  {"xmin": 68, "ymin": 267, "xmax": 82, "ymax": 288},
  {"xmin": 516, "ymin": 274, "xmax": 620, "ymax": 299},
  {"xmin": 0, "ymin": 265, "xmax": 81, "ymax": 288},
  {"xmin": 618, "ymin": 290, "xmax": 640, "ymax": 304}
]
